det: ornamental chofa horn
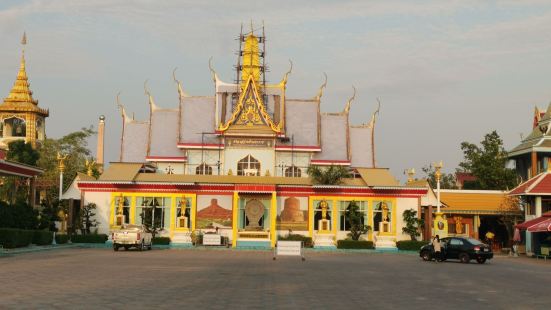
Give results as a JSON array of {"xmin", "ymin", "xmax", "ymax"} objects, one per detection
[
  {"xmin": 208, "ymin": 57, "xmax": 219, "ymax": 83},
  {"xmin": 143, "ymin": 79, "xmax": 158, "ymax": 110},
  {"xmin": 343, "ymin": 86, "xmax": 356, "ymax": 114},
  {"xmin": 315, "ymin": 72, "xmax": 328, "ymax": 101},
  {"xmin": 280, "ymin": 59, "xmax": 293, "ymax": 85},
  {"xmin": 115, "ymin": 92, "xmax": 130, "ymax": 121},
  {"xmin": 172, "ymin": 67, "xmax": 189, "ymax": 98}
]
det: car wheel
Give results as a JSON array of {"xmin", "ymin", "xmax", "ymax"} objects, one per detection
[
  {"xmin": 113, "ymin": 245, "xmax": 119, "ymax": 252},
  {"xmin": 124, "ymin": 245, "xmax": 130, "ymax": 251},
  {"xmin": 476, "ymin": 257, "xmax": 486, "ymax": 264},
  {"xmin": 421, "ymin": 251, "xmax": 432, "ymax": 261},
  {"xmin": 139, "ymin": 240, "xmax": 145, "ymax": 251},
  {"xmin": 148, "ymin": 243, "xmax": 152, "ymax": 250},
  {"xmin": 459, "ymin": 253, "xmax": 470, "ymax": 264}
]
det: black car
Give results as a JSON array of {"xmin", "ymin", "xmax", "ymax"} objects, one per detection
[{"xmin": 419, "ymin": 237, "xmax": 493, "ymax": 264}]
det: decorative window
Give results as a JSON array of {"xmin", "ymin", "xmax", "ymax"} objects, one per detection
[
  {"xmin": 136, "ymin": 197, "xmax": 171, "ymax": 230},
  {"xmin": 6, "ymin": 117, "xmax": 26, "ymax": 137},
  {"xmin": 338, "ymin": 201, "xmax": 368, "ymax": 231},
  {"xmin": 285, "ymin": 165, "xmax": 301, "ymax": 177},
  {"xmin": 237, "ymin": 154, "xmax": 261, "ymax": 176},
  {"xmin": 196, "ymin": 163, "xmax": 213, "ymax": 175}
]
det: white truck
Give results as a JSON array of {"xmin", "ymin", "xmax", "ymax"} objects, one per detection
[{"xmin": 112, "ymin": 224, "xmax": 153, "ymax": 251}]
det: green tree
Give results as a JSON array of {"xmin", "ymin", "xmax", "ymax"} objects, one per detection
[
  {"xmin": 139, "ymin": 207, "xmax": 163, "ymax": 239},
  {"xmin": 79, "ymin": 203, "xmax": 99, "ymax": 235},
  {"xmin": 422, "ymin": 165, "xmax": 458, "ymax": 189},
  {"xmin": 344, "ymin": 201, "xmax": 371, "ymax": 241},
  {"xmin": 6, "ymin": 140, "xmax": 39, "ymax": 165},
  {"xmin": 307, "ymin": 165, "xmax": 351, "ymax": 185},
  {"xmin": 36, "ymin": 127, "xmax": 96, "ymax": 202},
  {"xmin": 402, "ymin": 209, "xmax": 424, "ymax": 241},
  {"xmin": 459, "ymin": 130, "xmax": 518, "ymax": 190}
]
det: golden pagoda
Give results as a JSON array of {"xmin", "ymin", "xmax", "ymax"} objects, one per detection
[{"xmin": 0, "ymin": 33, "xmax": 49, "ymax": 149}]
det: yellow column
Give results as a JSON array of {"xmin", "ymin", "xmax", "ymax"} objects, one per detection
[
  {"xmin": 191, "ymin": 195, "xmax": 197, "ymax": 231},
  {"xmin": 169, "ymin": 196, "xmax": 176, "ymax": 239},
  {"xmin": 368, "ymin": 199, "xmax": 373, "ymax": 241},
  {"xmin": 130, "ymin": 196, "xmax": 136, "ymax": 224},
  {"xmin": 332, "ymin": 199, "xmax": 338, "ymax": 239},
  {"xmin": 232, "ymin": 191, "xmax": 239, "ymax": 248},
  {"xmin": 109, "ymin": 193, "xmax": 115, "ymax": 227},
  {"xmin": 391, "ymin": 200, "xmax": 397, "ymax": 234},
  {"xmin": 308, "ymin": 198, "xmax": 314, "ymax": 238},
  {"xmin": 270, "ymin": 192, "xmax": 277, "ymax": 248}
]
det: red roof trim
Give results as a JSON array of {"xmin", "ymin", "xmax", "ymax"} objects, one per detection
[
  {"xmin": 145, "ymin": 156, "xmax": 188, "ymax": 162},
  {"xmin": 177, "ymin": 143, "xmax": 224, "ymax": 150},
  {"xmin": 310, "ymin": 160, "xmax": 351, "ymax": 166},
  {"xmin": 527, "ymin": 218, "xmax": 551, "ymax": 232},
  {"xmin": 0, "ymin": 160, "xmax": 43, "ymax": 177},
  {"xmin": 275, "ymin": 145, "xmax": 321, "ymax": 152}
]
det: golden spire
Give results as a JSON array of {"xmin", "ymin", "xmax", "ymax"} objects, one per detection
[
  {"xmin": 343, "ymin": 86, "xmax": 356, "ymax": 114},
  {"xmin": 241, "ymin": 32, "xmax": 261, "ymax": 91},
  {"xmin": 4, "ymin": 32, "xmax": 37, "ymax": 105}
]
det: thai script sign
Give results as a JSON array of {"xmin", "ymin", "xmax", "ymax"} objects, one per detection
[
  {"xmin": 226, "ymin": 138, "xmax": 273, "ymax": 148},
  {"xmin": 203, "ymin": 234, "xmax": 222, "ymax": 246}
]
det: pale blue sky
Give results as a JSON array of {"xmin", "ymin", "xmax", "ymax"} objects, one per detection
[{"xmin": 1, "ymin": 0, "xmax": 551, "ymax": 180}]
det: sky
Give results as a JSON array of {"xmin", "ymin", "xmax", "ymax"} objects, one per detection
[{"xmin": 1, "ymin": 0, "xmax": 551, "ymax": 181}]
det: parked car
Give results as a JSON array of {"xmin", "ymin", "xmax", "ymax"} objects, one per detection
[
  {"xmin": 112, "ymin": 224, "xmax": 152, "ymax": 251},
  {"xmin": 419, "ymin": 237, "xmax": 493, "ymax": 264}
]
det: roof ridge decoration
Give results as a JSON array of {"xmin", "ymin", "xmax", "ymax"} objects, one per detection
[
  {"xmin": 144, "ymin": 80, "xmax": 159, "ymax": 111},
  {"xmin": 278, "ymin": 60, "xmax": 293, "ymax": 86}
]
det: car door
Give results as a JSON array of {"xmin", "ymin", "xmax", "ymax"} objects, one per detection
[{"xmin": 447, "ymin": 238, "xmax": 464, "ymax": 259}]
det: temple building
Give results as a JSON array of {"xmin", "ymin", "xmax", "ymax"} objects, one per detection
[
  {"xmin": 78, "ymin": 26, "xmax": 427, "ymax": 249},
  {"xmin": 0, "ymin": 33, "xmax": 49, "ymax": 150}
]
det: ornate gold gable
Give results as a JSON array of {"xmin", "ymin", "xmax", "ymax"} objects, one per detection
[
  {"xmin": 218, "ymin": 32, "xmax": 281, "ymax": 134},
  {"xmin": 218, "ymin": 75, "xmax": 281, "ymax": 133}
]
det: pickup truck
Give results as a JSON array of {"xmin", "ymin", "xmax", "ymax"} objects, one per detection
[{"xmin": 112, "ymin": 224, "xmax": 153, "ymax": 251}]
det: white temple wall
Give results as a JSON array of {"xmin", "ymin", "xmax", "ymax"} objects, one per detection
[
  {"xmin": 396, "ymin": 197, "xmax": 421, "ymax": 241},
  {"xmin": 274, "ymin": 152, "xmax": 310, "ymax": 177},
  {"xmin": 82, "ymin": 191, "xmax": 112, "ymax": 235}
]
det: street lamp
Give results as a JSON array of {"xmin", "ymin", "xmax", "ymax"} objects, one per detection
[
  {"xmin": 57, "ymin": 152, "xmax": 68, "ymax": 200},
  {"xmin": 432, "ymin": 161, "xmax": 447, "ymax": 238}
]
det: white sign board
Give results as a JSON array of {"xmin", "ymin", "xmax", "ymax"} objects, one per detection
[
  {"xmin": 203, "ymin": 234, "xmax": 222, "ymax": 246},
  {"xmin": 276, "ymin": 241, "xmax": 302, "ymax": 256}
]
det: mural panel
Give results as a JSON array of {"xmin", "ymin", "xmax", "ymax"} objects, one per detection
[
  {"xmin": 196, "ymin": 195, "xmax": 233, "ymax": 229},
  {"xmin": 277, "ymin": 196, "xmax": 308, "ymax": 231}
]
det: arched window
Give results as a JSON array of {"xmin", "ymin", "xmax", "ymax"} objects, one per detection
[
  {"xmin": 285, "ymin": 165, "xmax": 301, "ymax": 177},
  {"xmin": 5, "ymin": 117, "xmax": 26, "ymax": 137},
  {"xmin": 237, "ymin": 155, "xmax": 260, "ymax": 176},
  {"xmin": 196, "ymin": 163, "xmax": 213, "ymax": 175}
]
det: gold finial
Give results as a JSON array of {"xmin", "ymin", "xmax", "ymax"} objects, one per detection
[
  {"xmin": 85, "ymin": 159, "xmax": 96, "ymax": 177},
  {"xmin": 57, "ymin": 152, "xmax": 68, "ymax": 173},
  {"xmin": 265, "ymin": 169, "xmax": 271, "ymax": 177},
  {"xmin": 343, "ymin": 86, "xmax": 356, "ymax": 114},
  {"xmin": 227, "ymin": 169, "xmax": 233, "ymax": 175},
  {"xmin": 21, "ymin": 32, "xmax": 27, "ymax": 46},
  {"xmin": 316, "ymin": 72, "xmax": 328, "ymax": 101},
  {"xmin": 280, "ymin": 59, "xmax": 293, "ymax": 85},
  {"xmin": 433, "ymin": 161, "xmax": 443, "ymax": 182},
  {"xmin": 117, "ymin": 194, "xmax": 124, "ymax": 215},
  {"xmin": 406, "ymin": 168, "xmax": 415, "ymax": 183}
]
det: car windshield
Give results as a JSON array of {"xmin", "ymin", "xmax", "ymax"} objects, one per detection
[
  {"xmin": 466, "ymin": 238, "xmax": 483, "ymax": 245},
  {"xmin": 121, "ymin": 224, "xmax": 141, "ymax": 230}
]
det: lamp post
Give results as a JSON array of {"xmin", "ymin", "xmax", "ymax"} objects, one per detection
[
  {"xmin": 57, "ymin": 152, "xmax": 67, "ymax": 200},
  {"xmin": 432, "ymin": 161, "xmax": 447, "ymax": 238}
]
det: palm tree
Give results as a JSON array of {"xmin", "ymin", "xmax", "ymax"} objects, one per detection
[{"xmin": 307, "ymin": 165, "xmax": 351, "ymax": 185}]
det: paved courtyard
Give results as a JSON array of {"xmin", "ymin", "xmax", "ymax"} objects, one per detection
[{"xmin": 0, "ymin": 248, "xmax": 550, "ymax": 309}]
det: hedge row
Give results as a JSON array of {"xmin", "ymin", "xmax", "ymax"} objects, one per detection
[
  {"xmin": 337, "ymin": 240, "xmax": 374, "ymax": 249},
  {"xmin": 152, "ymin": 237, "xmax": 171, "ymax": 245},
  {"xmin": 0, "ymin": 228, "xmax": 35, "ymax": 248},
  {"xmin": 396, "ymin": 240, "xmax": 429, "ymax": 251},
  {"xmin": 72, "ymin": 234, "xmax": 108, "ymax": 243},
  {"xmin": 33, "ymin": 230, "xmax": 54, "ymax": 245},
  {"xmin": 55, "ymin": 234, "xmax": 69, "ymax": 244},
  {"xmin": 278, "ymin": 234, "xmax": 313, "ymax": 248}
]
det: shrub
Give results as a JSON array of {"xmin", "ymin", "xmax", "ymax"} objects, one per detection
[
  {"xmin": 0, "ymin": 228, "xmax": 34, "ymax": 248},
  {"xmin": 396, "ymin": 240, "xmax": 429, "ymax": 251},
  {"xmin": 55, "ymin": 234, "xmax": 69, "ymax": 244},
  {"xmin": 278, "ymin": 234, "xmax": 313, "ymax": 248},
  {"xmin": 72, "ymin": 234, "xmax": 108, "ymax": 243},
  {"xmin": 33, "ymin": 230, "xmax": 53, "ymax": 245},
  {"xmin": 152, "ymin": 237, "xmax": 171, "ymax": 245},
  {"xmin": 336, "ymin": 240, "xmax": 374, "ymax": 249}
]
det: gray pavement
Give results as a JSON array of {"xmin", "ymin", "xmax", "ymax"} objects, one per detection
[{"xmin": 0, "ymin": 248, "xmax": 549, "ymax": 309}]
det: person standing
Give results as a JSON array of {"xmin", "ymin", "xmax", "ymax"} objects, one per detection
[{"xmin": 432, "ymin": 235, "xmax": 442, "ymax": 263}]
